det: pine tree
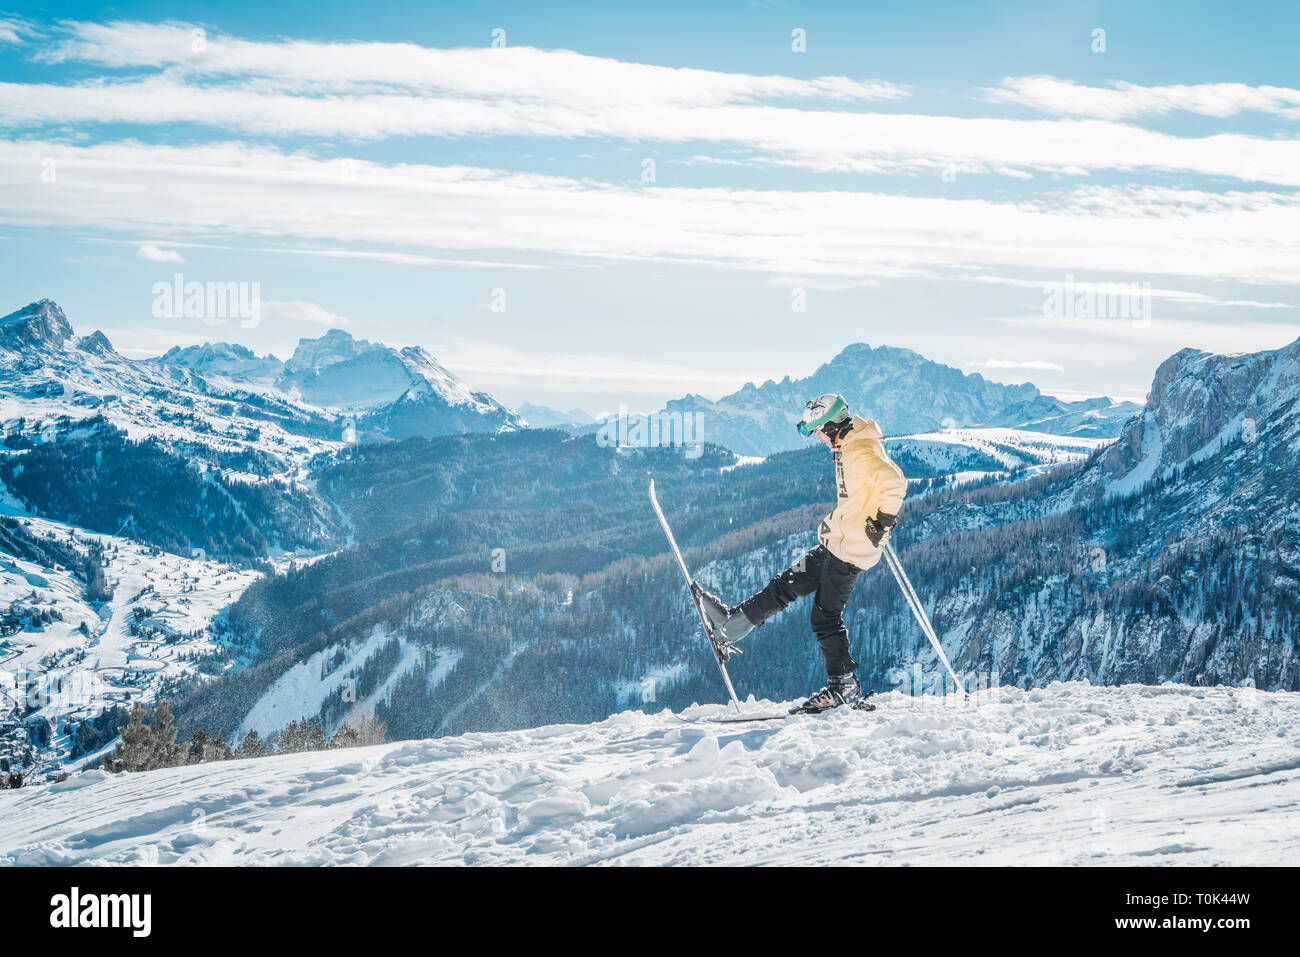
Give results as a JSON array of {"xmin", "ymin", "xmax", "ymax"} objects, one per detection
[
  {"xmin": 235, "ymin": 729, "xmax": 265, "ymax": 759},
  {"xmin": 82, "ymin": 542, "xmax": 114, "ymax": 603},
  {"xmin": 109, "ymin": 701, "xmax": 152, "ymax": 773},
  {"xmin": 187, "ymin": 729, "xmax": 210, "ymax": 765},
  {"xmin": 302, "ymin": 721, "xmax": 327, "ymax": 752},
  {"xmin": 275, "ymin": 719, "xmax": 304, "ymax": 754},
  {"xmin": 208, "ymin": 730, "xmax": 232, "ymax": 761},
  {"xmin": 328, "ymin": 722, "xmax": 360, "ymax": 749},
  {"xmin": 148, "ymin": 700, "xmax": 183, "ymax": 770}
]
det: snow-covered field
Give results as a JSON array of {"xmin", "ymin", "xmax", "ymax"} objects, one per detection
[{"xmin": 2, "ymin": 681, "xmax": 1296, "ymax": 866}]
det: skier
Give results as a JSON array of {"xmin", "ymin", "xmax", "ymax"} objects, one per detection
[{"xmin": 696, "ymin": 394, "xmax": 907, "ymax": 712}]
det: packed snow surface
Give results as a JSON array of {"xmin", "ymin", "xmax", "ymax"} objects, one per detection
[{"xmin": 2, "ymin": 682, "xmax": 1297, "ymax": 866}]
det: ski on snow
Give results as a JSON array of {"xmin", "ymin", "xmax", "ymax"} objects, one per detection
[
  {"xmin": 649, "ymin": 478, "xmax": 742, "ymax": 712},
  {"xmin": 671, "ymin": 692, "xmax": 877, "ymax": 724}
]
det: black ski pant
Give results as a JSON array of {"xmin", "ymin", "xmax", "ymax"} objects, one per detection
[{"xmin": 739, "ymin": 544, "xmax": 860, "ymax": 677}]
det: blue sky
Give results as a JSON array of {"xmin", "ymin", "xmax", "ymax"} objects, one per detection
[{"xmin": 1, "ymin": 1, "xmax": 1298, "ymax": 413}]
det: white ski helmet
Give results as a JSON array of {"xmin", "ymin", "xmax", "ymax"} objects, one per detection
[{"xmin": 797, "ymin": 393, "xmax": 851, "ymax": 436}]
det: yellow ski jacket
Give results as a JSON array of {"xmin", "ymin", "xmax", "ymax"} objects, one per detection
[{"xmin": 817, "ymin": 416, "xmax": 908, "ymax": 571}]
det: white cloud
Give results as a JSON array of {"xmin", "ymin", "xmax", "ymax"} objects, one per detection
[
  {"xmin": 5, "ymin": 140, "xmax": 1300, "ymax": 287},
  {"xmin": 260, "ymin": 299, "xmax": 348, "ymax": 326},
  {"xmin": 99, "ymin": 236, "xmax": 549, "ymax": 269},
  {"xmin": 966, "ymin": 358, "xmax": 1065, "ymax": 372},
  {"xmin": 36, "ymin": 21, "xmax": 906, "ymax": 105},
  {"xmin": 5, "ymin": 23, "xmax": 1300, "ymax": 186},
  {"xmin": 432, "ymin": 336, "xmax": 777, "ymax": 399},
  {"xmin": 985, "ymin": 76, "xmax": 1300, "ymax": 120},
  {"xmin": 5, "ymin": 75, "xmax": 1300, "ymax": 186},
  {"xmin": 136, "ymin": 242, "xmax": 184, "ymax": 263}
]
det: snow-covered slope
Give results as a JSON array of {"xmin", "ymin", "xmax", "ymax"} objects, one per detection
[
  {"xmin": 1, "ymin": 681, "xmax": 1295, "ymax": 865},
  {"xmin": 886, "ymin": 427, "xmax": 1108, "ymax": 488},
  {"xmin": 231, "ymin": 622, "xmax": 440, "ymax": 742}
]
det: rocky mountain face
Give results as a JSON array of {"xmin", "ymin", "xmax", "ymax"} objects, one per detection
[
  {"xmin": 1082, "ymin": 343, "xmax": 1299, "ymax": 499},
  {"xmin": 654, "ymin": 342, "xmax": 1141, "ymax": 456},
  {"xmin": 158, "ymin": 341, "xmax": 284, "ymax": 383}
]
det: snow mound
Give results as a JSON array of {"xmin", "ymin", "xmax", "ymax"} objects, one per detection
[{"xmin": 1, "ymin": 682, "xmax": 1296, "ymax": 866}]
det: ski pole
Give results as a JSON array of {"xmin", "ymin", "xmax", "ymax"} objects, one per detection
[{"xmin": 881, "ymin": 541, "xmax": 967, "ymax": 698}]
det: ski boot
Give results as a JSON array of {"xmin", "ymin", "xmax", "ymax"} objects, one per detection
[
  {"xmin": 691, "ymin": 585, "xmax": 754, "ymax": 660},
  {"xmin": 791, "ymin": 672, "xmax": 866, "ymax": 714}
]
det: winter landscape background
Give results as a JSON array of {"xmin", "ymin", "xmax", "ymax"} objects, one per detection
[
  {"xmin": 0, "ymin": 296, "xmax": 1295, "ymax": 792},
  {"xmin": 2, "ymin": 4, "xmax": 1299, "ymax": 867}
]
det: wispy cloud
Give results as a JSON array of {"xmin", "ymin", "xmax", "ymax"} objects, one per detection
[
  {"xmin": 986, "ymin": 314, "xmax": 1300, "ymax": 355},
  {"xmin": 0, "ymin": 16, "xmax": 31, "ymax": 45},
  {"xmin": 985, "ymin": 76, "xmax": 1300, "ymax": 120},
  {"xmin": 6, "ymin": 75, "xmax": 1300, "ymax": 186},
  {"xmin": 36, "ymin": 20, "xmax": 906, "ymax": 104},
  {"xmin": 433, "ymin": 336, "xmax": 780, "ymax": 403},
  {"xmin": 100, "ymin": 236, "xmax": 548, "ymax": 270},
  {"xmin": 966, "ymin": 274, "xmax": 1293, "ymax": 310},
  {"xmin": 5, "ymin": 140, "xmax": 1300, "ymax": 287},
  {"xmin": 261, "ymin": 300, "xmax": 348, "ymax": 327},
  {"xmin": 966, "ymin": 358, "xmax": 1065, "ymax": 372}
]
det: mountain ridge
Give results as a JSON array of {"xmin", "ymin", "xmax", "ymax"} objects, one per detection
[
  {"xmin": 650, "ymin": 341, "xmax": 1141, "ymax": 456},
  {"xmin": 0, "ymin": 299, "xmax": 523, "ymax": 449}
]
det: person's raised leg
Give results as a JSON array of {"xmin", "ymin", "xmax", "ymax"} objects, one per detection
[{"xmin": 696, "ymin": 545, "xmax": 825, "ymax": 642}]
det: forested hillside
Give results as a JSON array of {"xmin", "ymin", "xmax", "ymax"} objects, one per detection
[{"xmin": 0, "ymin": 418, "xmax": 340, "ymax": 563}]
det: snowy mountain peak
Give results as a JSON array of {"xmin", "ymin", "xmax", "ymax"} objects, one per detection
[
  {"xmin": 159, "ymin": 341, "xmax": 285, "ymax": 382},
  {"xmin": 163, "ymin": 341, "xmax": 257, "ymax": 364},
  {"xmin": 284, "ymin": 327, "xmax": 382, "ymax": 375},
  {"xmin": 0, "ymin": 299, "xmax": 77, "ymax": 351},
  {"xmin": 143, "ymin": 316, "xmax": 522, "ymax": 433},
  {"xmin": 0, "ymin": 297, "xmax": 522, "ymax": 466},
  {"xmin": 74, "ymin": 330, "xmax": 116, "ymax": 356},
  {"xmin": 277, "ymin": 329, "xmax": 505, "ymax": 423}
]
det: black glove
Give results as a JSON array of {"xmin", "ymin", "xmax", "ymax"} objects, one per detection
[{"xmin": 865, "ymin": 511, "xmax": 897, "ymax": 547}]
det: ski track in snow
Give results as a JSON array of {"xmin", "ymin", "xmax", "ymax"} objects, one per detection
[{"xmin": 1, "ymin": 682, "xmax": 1297, "ymax": 866}]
